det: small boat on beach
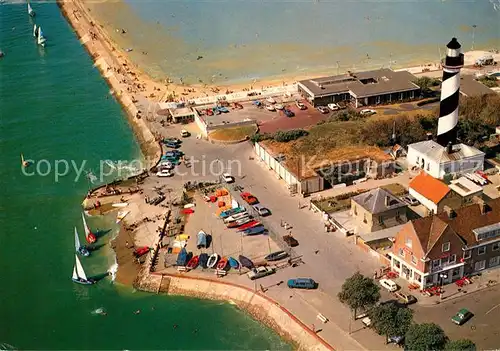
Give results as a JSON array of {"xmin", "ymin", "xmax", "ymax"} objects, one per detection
[
  {"xmin": 116, "ymin": 210, "xmax": 130, "ymax": 223},
  {"xmin": 227, "ymin": 217, "xmax": 252, "ymax": 229},
  {"xmin": 243, "ymin": 225, "xmax": 266, "ymax": 236},
  {"xmin": 207, "ymin": 253, "xmax": 219, "ymax": 268},
  {"xmin": 199, "ymin": 253, "xmax": 209, "ymax": 268},
  {"xmin": 228, "ymin": 257, "xmax": 240, "ymax": 269},
  {"xmin": 133, "ymin": 246, "xmax": 150, "ymax": 258},
  {"xmin": 82, "ymin": 213, "xmax": 97, "ymax": 244},
  {"xmin": 219, "ymin": 207, "xmax": 245, "ymax": 219},
  {"xmin": 75, "ymin": 227, "xmax": 90, "ymax": 257},
  {"xmin": 216, "ymin": 257, "xmax": 228, "ymax": 270},
  {"xmin": 72, "ymin": 255, "xmax": 95, "ymax": 285},
  {"xmin": 187, "ymin": 255, "xmax": 199, "ymax": 270},
  {"xmin": 196, "ymin": 230, "xmax": 207, "ymax": 249},
  {"xmin": 237, "ymin": 220, "xmax": 260, "ymax": 231},
  {"xmin": 27, "ymin": 1, "xmax": 35, "ymax": 17},
  {"xmin": 265, "ymin": 250, "xmax": 289, "ymax": 262},
  {"xmin": 238, "ymin": 255, "xmax": 254, "ymax": 269},
  {"xmin": 176, "ymin": 248, "xmax": 188, "ymax": 266}
]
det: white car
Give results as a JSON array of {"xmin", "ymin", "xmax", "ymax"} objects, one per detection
[
  {"xmin": 360, "ymin": 109, "xmax": 377, "ymax": 116},
  {"xmin": 328, "ymin": 103, "xmax": 340, "ymax": 111},
  {"xmin": 275, "ymin": 104, "xmax": 284, "ymax": 110},
  {"xmin": 266, "ymin": 105, "xmax": 276, "ymax": 111},
  {"xmin": 379, "ymin": 278, "xmax": 399, "ymax": 292},
  {"xmin": 156, "ymin": 169, "xmax": 173, "ymax": 177},
  {"xmin": 158, "ymin": 161, "xmax": 174, "ymax": 169},
  {"xmin": 266, "ymin": 97, "xmax": 276, "ymax": 104},
  {"xmin": 247, "ymin": 266, "xmax": 276, "ymax": 280},
  {"xmin": 295, "ymin": 101, "xmax": 307, "ymax": 110},
  {"xmin": 222, "ymin": 173, "xmax": 235, "ymax": 183},
  {"xmin": 180, "ymin": 129, "xmax": 190, "ymax": 137}
]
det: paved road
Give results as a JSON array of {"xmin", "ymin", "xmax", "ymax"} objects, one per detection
[{"xmin": 150, "ymin": 126, "xmax": 395, "ymax": 350}]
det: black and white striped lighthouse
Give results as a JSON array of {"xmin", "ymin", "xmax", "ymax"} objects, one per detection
[{"xmin": 436, "ymin": 37, "xmax": 464, "ymax": 148}]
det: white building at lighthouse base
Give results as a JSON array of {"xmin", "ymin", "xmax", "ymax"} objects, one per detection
[{"xmin": 407, "ymin": 140, "xmax": 485, "ymax": 179}]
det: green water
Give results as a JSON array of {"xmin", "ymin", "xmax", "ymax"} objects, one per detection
[{"xmin": 0, "ymin": 3, "xmax": 289, "ymax": 350}]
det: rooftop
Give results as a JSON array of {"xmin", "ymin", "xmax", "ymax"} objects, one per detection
[
  {"xmin": 409, "ymin": 172, "xmax": 450, "ymax": 204},
  {"xmin": 259, "ymin": 140, "xmax": 392, "ymax": 179},
  {"xmin": 408, "ymin": 140, "xmax": 485, "ymax": 163},
  {"xmin": 352, "ymin": 188, "xmax": 407, "ymax": 214},
  {"xmin": 449, "ymin": 177, "xmax": 483, "ymax": 197},
  {"xmin": 460, "ymin": 76, "xmax": 496, "ymax": 97},
  {"xmin": 298, "ymin": 68, "xmax": 420, "ymax": 98}
]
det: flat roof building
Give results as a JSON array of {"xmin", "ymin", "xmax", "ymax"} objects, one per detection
[
  {"xmin": 459, "ymin": 76, "xmax": 496, "ymax": 97},
  {"xmin": 298, "ymin": 68, "xmax": 421, "ymax": 107}
]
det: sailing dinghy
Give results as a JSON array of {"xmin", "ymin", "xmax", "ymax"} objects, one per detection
[
  {"xmin": 27, "ymin": 1, "xmax": 35, "ymax": 17},
  {"xmin": 72, "ymin": 255, "xmax": 95, "ymax": 285},
  {"xmin": 21, "ymin": 153, "xmax": 30, "ymax": 168},
  {"xmin": 37, "ymin": 26, "xmax": 46, "ymax": 47},
  {"xmin": 74, "ymin": 227, "xmax": 90, "ymax": 257},
  {"xmin": 81, "ymin": 213, "xmax": 97, "ymax": 244}
]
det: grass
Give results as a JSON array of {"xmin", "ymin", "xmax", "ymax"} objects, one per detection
[
  {"xmin": 209, "ymin": 125, "xmax": 258, "ymax": 142},
  {"xmin": 381, "ymin": 183, "xmax": 407, "ymax": 196}
]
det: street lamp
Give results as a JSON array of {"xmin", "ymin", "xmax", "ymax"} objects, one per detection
[
  {"xmin": 439, "ymin": 273, "xmax": 448, "ymax": 300},
  {"xmin": 471, "ymin": 24, "xmax": 477, "ymax": 50}
]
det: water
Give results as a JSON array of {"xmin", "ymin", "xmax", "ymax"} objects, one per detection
[
  {"xmin": 0, "ymin": 3, "xmax": 289, "ymax": 349},
  {"xmin": 86, "ymin": 0, "xmax": 499, "ymax": 84}
]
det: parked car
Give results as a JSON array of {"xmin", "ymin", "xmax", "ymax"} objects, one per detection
[
  {"xmin": 275, "ymin": 104, "xmax": 284, "ymax": 110},
  {"xmin": 165, "ymin": 150, "xmax": 183, "ymax": 158},
  {"xmin": 156, "ymin": 169, "xmax": 173, "ymax": 177},
  {"xmin": 283, "ymin": 109, "xmax": 295, "ymax": 117},
  {"xmin": 241, "ymin": 192, "xmax": 259, "ymax": 205},
  {"xmin": 283, "ymin": 234, "xmax": 299, "ymax": 247},
  {"xmin": 327, "ymin": 103, "xmax": 340, "ymax": 111},
  {"xmin": 158, "ymin": 161, "xmax": 174, "ymax": 170},
  {"xmin": 222, "ymin": 173, "xmax": 235, "ymax": 183},
  {"xmin": 287, "ymin": 278, "xmax": 317, "ymax": 289},
  {"xmin": 379, "ymin": 278, "xmax": 399, "ymax": 292},
  {"xmin": 402, "ymin": 194, "xmax": 420, "ymax": 206},
  {"xmin": 360, "ymin": 109, "xmax": 377, "ymax": 116},
  {"xmin": 247, "ymin": 266, "xmax": 276, "ymax": 280},
  {"xmin": 164, "ymin": 137, "xmax": 181, "ymax": 144},
  {"xmin": 253, "ymin": 204, "xmax": 271, "ymax": 216},
  {"xmin": 165, "ymin": 141, "xmax": 181, "ymax": 149},
  {"xmin": 266, "ymin": 97, "xmax": 276, "ymax": 104},
  {"xmin": 317, "ymin": 106, "xmax": 329, "ymax": 114},
  {"xmin": 451, "ymin": 308, "xmax": 473, "ymax": 325},
  {"xmin": 362, "ymin": 317, "xmax": 371, "ymax": 327},
  {"xmin": 395, "ymin": 292, "xmax": 417, "ymax": 305},
  {"xmin": 387, "ymin": 335, "xmax": 404, "ymax": 346},
  {"xmin": 266, "ymin": 105, "xmax": 276, "ymax": 111},
  {"xmin": 295, "ymin": 101, "xmax": 307, "ymax": 110},
  {"xmin": 180, "ymin": 129, "xmax": 190, "ymax": 137}
]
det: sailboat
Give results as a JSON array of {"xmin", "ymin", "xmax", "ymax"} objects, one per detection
[
  {"xmin": 37, "ymin": 26, "xmax": 46, "ymax": 47},
  {"xmin": 27, "ymin": 1, "xmax": 35, "ymax": 17},
  {"xmin": 72, "ymin": 255, "xmax": 95, "ymax": 285},
  {"xmin": 33, "ymin": 24, "xmax": 38, "ymax": 38},
  {"xmin": 74, "ymin": 227, "xmax": 90, "ymax": 257},
  {"xmin": 81, "ymin": 213, "xmax": 97, "ymax": 244},
  {"xmin": 21, "ymin": 153, "xmax": 30, "ymax": 168}
]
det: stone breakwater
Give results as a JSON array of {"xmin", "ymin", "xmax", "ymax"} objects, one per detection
[
  {"xmin": 139, "ymin": 273, "xmax": 334, "ymax": 351},
  {"xmin": 58, "ymin": 0, "xmax": 160, "ymax": 167}
]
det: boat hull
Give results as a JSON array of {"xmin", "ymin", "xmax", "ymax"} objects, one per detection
[
  {"xmin": 77, "ymin": 247, "xmax": 90, "ymax": 257},
  {"xmin": 207, "ymin": 254, "xmax": 219, "ymax": 268},
  {"xmin": 72, "ymin": 278, "xmax": 95, "ymax": 285},
  {"xmin": 86, "ymin": 233, "xmax": 97, "ymax": 244}
]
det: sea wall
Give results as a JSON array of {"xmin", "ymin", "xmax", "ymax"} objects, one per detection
[
  {"xmin": 57, "ymin": 0, "xmax": 161, "ymax": 168},
  {"xmin": 152, "ymin": 273, "xmax": 333, "ymax": 351}
]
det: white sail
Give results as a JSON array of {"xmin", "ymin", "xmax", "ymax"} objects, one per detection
[
  {"xmin": 33, "ymin": 24, "xmax": 37, "ymax": 38},
  {"xmin": 75, "ymin": 255, "xmax": 88, "ymax": 280},
  {"xmin": 74, "ymin": 227, "xmax": 81, "ymax": 252},
  {"xmin": 81, "ymin": 213, "xmax": 91, "ymax": 236},
  {"xmin": 27, "ymin": 2, "xmax": 34, "ymax": 16},
  {"xmin": 72, "ymin": 266, "xmax": 78, "ymax": 280},
  {"xmin": 37, "ymin": 26, "xmax": 45, "ymax": 46}
]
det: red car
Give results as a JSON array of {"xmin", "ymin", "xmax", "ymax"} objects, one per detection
[{"xmin": 240, "ymin": 192, "xmax": 259, "ymax": 205}]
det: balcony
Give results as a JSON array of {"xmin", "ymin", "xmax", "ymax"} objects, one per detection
[{"xmin": 430, "ymin": 261, "xmax": 464, "ymax": 274}]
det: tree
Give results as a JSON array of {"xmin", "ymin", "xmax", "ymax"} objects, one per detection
[
  {"xmin": 337, "ymin": 272, "xmax": 380, "ymax": 317},
  {"xmin": 405, "ymin": 323, "xmax": 448, "ymax": 351},
  {"xmin": 368, "ymin": 302, "xmax": 413, "ymax": 342},
  {"xmin": 445, "ymin": 339, "xmax": 476, "ymax": 351}
]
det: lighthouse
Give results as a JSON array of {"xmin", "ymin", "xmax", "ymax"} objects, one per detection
[{"xmin": 436, "ymin": 37, "xmax": 464, "ymax": 147}]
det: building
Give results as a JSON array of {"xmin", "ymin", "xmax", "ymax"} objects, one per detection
[
  {"xmin": 254, "ymin": 141, "xmax": 395, "ymax": 195},
  {"xmin": 407, "ymin": 140, "xmax": 484, "ymax": 179},
  {"xmin": 406, "ymin": 38, "xmax": 485, "ymax": 179},
  {"xmin": 169, "ymin": 107, "xmax": 196, "ymax": 123},
  {"xmin": 297, "ymin": 68, "xmax": 421, "ymax": 107},
  {"xmin": 448, "ymin": 177, "xmax": 483, "ymax": 205},
  {"xmin": 389, "ymin": 198, "xmax": 500, "ymax": 289},
  {"xmin": 460, "ymin": 76, "xmax": 496, "ymax": 97},
  {"xmin": 351, "ymin": 188, "xmax": 408, "ymax": 233}
]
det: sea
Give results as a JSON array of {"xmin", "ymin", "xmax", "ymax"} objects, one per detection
[
  {"xmin": 0, "ymin": 2, "xmax": 290, "ymax": 350},
  {"xmin": 85, "ymin": 0, "xmax": 500, "ymax": 85}
]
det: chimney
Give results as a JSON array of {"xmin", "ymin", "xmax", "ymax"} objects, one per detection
[
  {"xmin": 426, "ymin": 133, "xmax": 433, "ymax": 141},
  {"xmin": 446, "ymin": 141, "xmax": 453, "ymax": 154},
  {"xmin": 443, "ymin": 205, "xmax": 456, "ymax": 219}
]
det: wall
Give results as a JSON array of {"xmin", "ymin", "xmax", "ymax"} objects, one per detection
[
  {"xmin": 409, "ymin": 188, "xmax": 436, "ymax": 214},
  {"xmin": 255, "ymin": 142, "xmax": 300, "ymax": 190},
  {"xmin": 194, "ymin": 110, "xmax": 208, "ymax": 137},
  {"xmin": 157, "ymin": 273, "xmax": 333, "ymax": 351}
]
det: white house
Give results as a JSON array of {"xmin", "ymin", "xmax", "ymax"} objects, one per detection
[{"xmin": 407, "ymin": 140, "xmax": 484, "ymax": 179}]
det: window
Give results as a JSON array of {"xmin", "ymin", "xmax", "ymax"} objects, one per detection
[
  {"xmin": 399, "ymin": 248, "xmax": 405, "ymax": 258},
  {"xmin": 432, "ymin": 259, "xmax": 440, "ymax": 269},
  {"xmin": 444, "ymin": 166, "xmax": 450, "ymax": 173},
  {"xmin": 393, "ymin": 259, "xmax": 401, "ymax": 269},
  {"xmin": 363, "ymin": 213, "xmax": 367, "ymax": 223},
  {"xmin": 411, "ymin": 255, "xmax": 417, "ymax": 265},
  {"xmin": 449, "ymin": 254, "xmax": 456, "ymax": 264},
  {"xmin": 473, "ymin": 162, "xmax": 478, "ymax": 168},
  {"xmin": 474, "ymin": 260, "xmax": 486, "ymax": 271},
  {"xmin": 464, "ymin": 250, "xmax": 471, "ymax": 259},
  {"xmin": 426, "ymin": 163, "xmax": 430, "ymax": 171},
  {"xmin": 489, "ymin": 256, "xmax": 500, "ymax": 267},
  {"xmin": 493, "ymin": 242, "xmax": 500, "ymax": 251},
  {"xmin": 478, "ymin": 246, "xmax": 486, "ymax": 255},
  {"xmin": 378, "ymin": 216, "xmax": 384, "ymax": 224},
  {"xmin": 405, "ymin": 238, "xmax": 412, "ymax": 249},
  {"xmin": 442, "ymin": 242, "xmax": 450, "ymax": 252},
  {"xmin": 353, "ymin": 206, "xmax": 357, "ymax": 216},
  {"xmin": 414, "ymin": 272, "xmax": 421, "ymax": 282}
]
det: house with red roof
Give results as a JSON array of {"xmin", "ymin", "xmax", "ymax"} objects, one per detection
[{"xmin": 409, "ymin": 172, "xmax": 462, "ymax": 215}]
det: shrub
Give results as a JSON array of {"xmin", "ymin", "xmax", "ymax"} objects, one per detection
[{"xmin": 273, "ymin": 129, "xmax": 308, "ymax": 142}]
